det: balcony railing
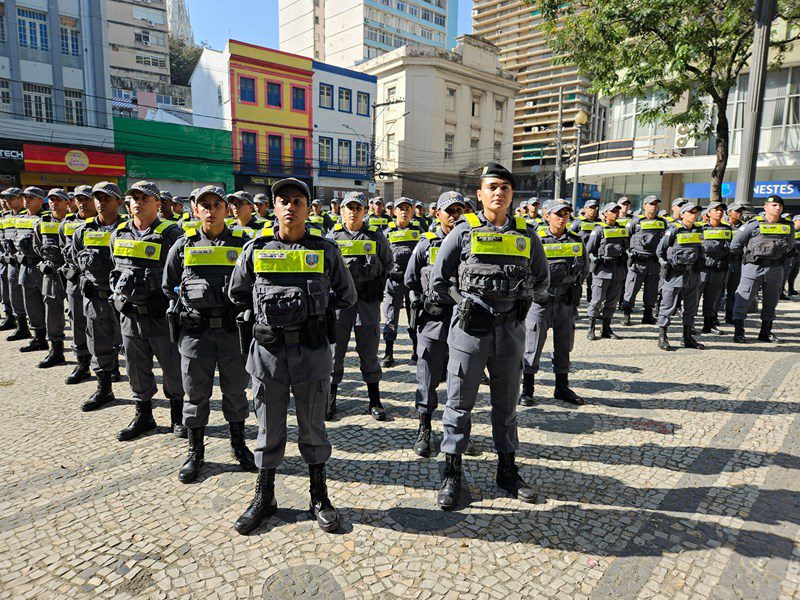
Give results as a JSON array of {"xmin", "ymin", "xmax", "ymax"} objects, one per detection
[
  {"xmin": 236, "ymin": 158, "xmax": 311, "ymax": 178},
  {"xmin": 568, "ymin": 136, "xmax": 674, "ymax": 167}
]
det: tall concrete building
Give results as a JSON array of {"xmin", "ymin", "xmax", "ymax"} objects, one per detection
[
  {"xmin": 279, "ymin": 0, "xmax": 458, "ymax": 67},
  {"xmin": 472, "ymin": 1, "xmax": 603, "ymax": 192}
]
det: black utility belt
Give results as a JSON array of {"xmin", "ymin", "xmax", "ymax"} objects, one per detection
[
  {"xmin": 631, "ymin": 253, "xmax": 656, "ymax": 262},
  {"xmin": 82, "ymin": 282, "xmax": 111, "ymax": 300},
  {"xmin": 253, "ymin": 318, "xmax": 328, "ymax": 350},
  {"xmin": 179, "ymin": 310, "xmax": 236, "ymax": 331},
  {"xmin": 746, "ymin": 257, "xmax": 784, "ymax": 267}
]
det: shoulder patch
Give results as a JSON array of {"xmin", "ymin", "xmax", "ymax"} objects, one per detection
[
  {"xmin": 333, "ymin": 223, "xmax": 343, "ymax": 231},
  {"xmin": 423, "ymin": 231, "xmax": 437, "ymax": 240},
  {"xmin": 116, "ymin": 221, "xmax": 129, "ymax": 231},
  {"xmin": 368, "ymin": 226, "xmax": 378, "ymax": 232},
  {"xmin": 231, "ymin": 229, "xmax": 244, "ymax": 238},
  {"xmin": 308, "ymin": 227, "xmax": 322, "ymax": 237},
  {"xmin": 514, "ymin": 216, "xmax": 528, "ymax": 232},
  {"xmin": 464, "ymin": 213, "xmax": 481, "ymax": 228}
]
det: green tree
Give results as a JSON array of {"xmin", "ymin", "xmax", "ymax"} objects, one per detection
[
  {"xmin": 168, "ymin": 37, "xmax": 208, "ymax": 86},
  {"xmin": 532, "ymin": 0, "xmax": 800, "ymax": 201}
]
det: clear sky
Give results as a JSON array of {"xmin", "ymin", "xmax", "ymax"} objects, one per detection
[{"xmin": 188, "ymin": 0, "xmax": 473, "ymax": 51}]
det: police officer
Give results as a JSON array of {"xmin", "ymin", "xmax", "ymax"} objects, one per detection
[
  {"xmin": 327, "ymin": 191, "xmax": 393, "ymax": 420},
  {"xmin": 521, "ymin": 199, "xmax": 587, "ymax": 407},
  {"xmin": 405, "ymin": 191, "xmax": 465, "ymax": 457},
  {"xmin": 162, "ymin": 185, "xmax": 256, "ymax": 482},
  {"xmin": 656, "ymin": 202, "xmax": 705, "ymax": 350},
  {"xmin": 228, "ymin": 177, "xmax": 357, "ymax": 535},
  {"xmin": 0, "ymin": 188, "xmax": 26, "ymax": 334},
  {"xmin": 253, "ymin": 193, "xmax": 271, "ymax": 220},
  {"xmin": 570, "ymin": 198, "xmax": 600, "ymax": 303},
  {"xmin": 586, "ymin": 202, "xmax": 629, "ymax": 340},
  {"xmin": 32, "ymin": 189, "xmax": 72, "ymax": 367},
  {"xmin": 110, "ymin": 181, "xmax": 186, "ymax": 441},
  {"xmin": 413, "ymin": 201, "xmax": 429, "ymax": 231},
  {"xmin": 72, "ymin": 182, "xmax": 126, "ymax": 410},
  {"xmin": 382, "ymin": 197, "xmax": 423, "ymax": 366},
  {"xmin": 617, "ymin": 197, "xmax": 633, "ymax": 228},
  {"xmin": 731, "ymin": 195, "xmax": 795, "ymax": 343},
  {"xmin": 308, "ymin": 199, "xmax": 334, "ymax": 233},
  {"xmin": 328, "ymin": 199, "xmax": 341, "ymax": 225},
  {"xmin": 59, "ymin": 185, "xmax": 96, "ymax": 384},
  {"xmin": 665, "ymin": 198, "xmax": 686, "ymax": 224},
  {"xmin": 526, "ymin": 198, "xmax": 543, "ymax": 227},
  {"xmin": 786, "ymin": 214, "xmax": 800, "ymax": 296},
  {"xmin": 226, "ymin": 191, "xmax": 264, "ymax": 236},
  {"xmin": 698, "ymin": 201, "xmax": 733, "ymax": 333},
  {"xmin": 178, "ymin": 189, "xmax": 202, "ymax": 233},
  {"xmin": 367, "ymin": 197, "xmax": 390, "ymax": 228},
  {"xmin": 427, "ymin": 202, "xmax": 438, "ymax": 230},
  {"xmin": 386, "ymin": 201, "xmax": 395, "ymax": 220},
  {"xmin": 430, "ymin": 162, "xmax": 550, "ymax": 511},
  {"xmin": 15, "ymin": 187, "xmax": 50, "ymax": 353},
  {"xmin": 620, "ymin": 195, "xmax": 667, "ymax": 326},
  {"xmin": 0, "ymin": 193, "xmax": 14, "ymax": 330},
  {"xmin": 724, "ymin": 201, "xmax": 747, "ymax": 322}
]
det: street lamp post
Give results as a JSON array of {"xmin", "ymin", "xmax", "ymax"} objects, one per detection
[{"xmin": 571, "ymin": 109, "xmax": 589, "ymax": 211}]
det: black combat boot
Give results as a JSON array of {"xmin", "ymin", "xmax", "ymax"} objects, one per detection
[
  {"xmin": 518, "ymin": 373, "xmax": 535, "ymax": 407},
  {"xmin": 496, "ymin": 452, "xmax": 537, "ymax": 503},
  {"xmin": 641, "ymin": 307, "xmax": 657, "ymax": 325},
  {"xmin": 81, "ymin": 371, "xmax": 115, "ymax": 411},
  {"xmin": 309, "ymin": 463, "xmax": 340, "ymax": 532},
  {"xmin": 437, "ymin": 453, "xmax": 462, "ymax": 511},
  {"xmin": 19, "ymin": 330, "xmax": 47, "ymax": 352},
  {"xmin": 758, "ymin": 320, "xmax": 778, "ymax": 343},
  {"xmin": 37, "ymin": 340, "xmax": 66, "ymax": 368},
  {"xmin": 170, "ymin": 397, "xmax": 187, "ymax": 438},
  {"xmin": 229, "ymin": 421, "xmax": 257, "ymax": 472},
  {"xmin": 413, "ymin": 413, "xmax": 433, "ymax": 457},
  {"xmin": 780, "ymin": 290, "xmax": 790, "ymax": 300},
  {"xmin": 682, "ymin": 325, "xmax": 704, "ymax": 349},
  {"xmin": 621, "ymin": 313, "xmax": 632, "ymax": 327},
  {"xmin": 601, "ymin": 318, "xmax": 620, "ymax": 339},
  {"xmin": 367, "ymin": 382, "xmax": 386, "ymax": 421},
  {"xmin": 701, "ymin": 315, "xmax": 722, "ymax": 335},
  {"xmin": 65, "ymin": 355, "xmax": 91, "ymax": 384},
  {"xmin": 725, "ymin": 310, "xmax": 734, "ymax": 324},
  {"xmin": 0, "ymin": 314, "xmax": 16, "ymax": 331},
  {"xmin": 117, "ymin": 401, "xmax": 157, "ymax": 441},
  {"xmin": 554, "ymin": 373, "xmax": 585, "ymax": 406},
  {"xmin": 178, "ymin": 427, "xmax": 205, "ymax": 483},
  {"xmin": 234, "ymin": 468, "xmax": 277, "ymax": 535},
  {"xmin": 326, "ymin": 384, "xmax": 337, "ymax": 421},
  {"xmin": 381, "ymin": 341, "xmax": 394, "ymax": 368},
  {"xmin": 410, "ymin": 338, "xmax": 418, "ymax": 362},
  {"xmin": 586, "ymin": 318, "xmax": 599, "ymax": 341},
  {"xmin": 789, "ymin": 286, "xmax": 799, "ymax": 296},
  {"xmin": 110, "ymin": 355, "xmax": 122, "ymax": 382},
  {"xmin": 733, "ymin": 320, "xmax": 747, "ymax": 344},
  {"xmin": 6, "ymin": 317, "xmax": 30, "ymax": 341},
  {"xmin": 658, "ymin": 326, "xmax": 671, "ymax": 351}
]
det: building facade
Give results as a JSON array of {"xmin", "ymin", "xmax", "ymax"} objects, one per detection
[
  {"xmin": 354, "ymin": 35, "xmax": 520, "ymax": 202},
  {"xmin": 311, "ymin": 60, "xmax": 376, "ymax": 201},
  {"xmin": 191, "ymin": 40, "xmax": 313, "ymax": 196},
  {"xmin": 279, "ymin": 0, "xmax": 458, "ymax": 68},
  {"xmin": 166, "ymin": 0, "xmax": 192, "ymax": 45}
]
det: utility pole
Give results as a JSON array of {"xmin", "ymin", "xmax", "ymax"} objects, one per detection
[
  {"xmin": 553, "ymin": 86, "xmax": 564, "ymax": 200},
  {"xmin": 370, "ymin": 99, "xmax": 405, "ymax": 180},
  {"xmin": 733, "ymin": 0, "xmax": 777, "ymax": 207}
]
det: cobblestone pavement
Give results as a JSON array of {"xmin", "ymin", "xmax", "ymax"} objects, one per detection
[{"xmin": 1, "ymin": 300, "xmax": 799, "ymax": 600}]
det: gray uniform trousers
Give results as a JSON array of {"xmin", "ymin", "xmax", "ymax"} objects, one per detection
[
  {"xmin": 732, "ymin": 263, "xmax": 784, "ymax": 322},
  {"xmin": 8, "ymin": 264, "xmax": 26, "ymax": 318},
  {"xmin": 785, "ymin": 254, "xmax": 799, "ymax": 291},
  {"xmin": 120, "ymin": 313, "xmax": 184, "ymax": 403},
  {"xmin": 19, "ymin": 266, "xmax": 45, "ymax": 332},
  {"xmin": 621, "ymin": 258, "xmax": 659, "ymax": 312},
  {"xmin": 698, "ymin": 268, "xmax": 726, "ymax": 320},
  {"xmin": 725, "ymin": 259, "xmax": 742, "ymax": 316},
  {"xmin": 0, "ymin": 265, "xmax": 12, "ymax": 316},
  {"xmin": 382, "ymin": 277, "xmax": 417, "ymax": 347},
  {"xmin": 42, "ymin": 272, "xmax": 66, "ymax": 342},
  {"xmin": 415, "ymin": 332, "xmax": 448, "ymax": 415},
  {"xmin": 587, "ymin": 268, "xmax": 626, "ymax": 320},
  {"xmin": 84, "ymin": 294, "xmax": 121, "ymax": 372},
  {"xmin": 180, "ymin": 329, "xmax": 249, "ymax": 428},
  {"xmin": 441, "ymin": 318, "xmax": 524, "ymax": 455},
  {"xmin": 66, "ymin": 281, "xmax": 89, "ymax": 358},
  {"xmin": 657, "ymin": 272, "xmax": 701, "ymax": 328},
  {"xmin": 331, "ymin": 300, "xmax": 382, "ymax": 386},
  {"xmin": 523, "ymin": 299, "xmax": 577, "ymax": 375}
]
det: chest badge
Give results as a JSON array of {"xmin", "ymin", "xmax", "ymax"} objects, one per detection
[
  {"xmin": 363, "ymin": 242, "xmax": 373, "ymax": 253},
  {"xmin": 227, "ymin": 249, "xmax": 239, "ymax": 263},
  {"xmin": 305, "ymin": 252, "xmax": 320, "ymax": 269},
  {"xmin": 516, "ymin": 238, "xmax": 527, "ymax": 252},
  {"xmin": 144, "ymin": 245, "xmax": 156, "ymax": 257}
]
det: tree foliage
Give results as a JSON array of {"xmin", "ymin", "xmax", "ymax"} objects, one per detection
[{"xmin": 169, "ymin": 36, "xmax": 208, "ymax": 86}]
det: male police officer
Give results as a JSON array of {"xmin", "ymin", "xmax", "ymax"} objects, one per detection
[
  {"xmin": 665, "ymin": 198, "xmax": 687, "ymax": 224},
  {"xmin": 698, "ymin": 201, "xmax": 733, "ymax": 333},
  {"xmin": 328, "ymin": 199, "xmax": 341, "ymax": 225},
  {"xmin": 382, "ymin": 197, "xmax": 423, "ymax": 366},
  {"xmin": 308, "ymin": 199, "xmax": 334, "ymax": 233},
  {"xmin": 368, "ymin": 197, "xmax": 390, "ymax": 228},
  {"xmin": 228, "ymin": 177, "xmax": 357, "ymax": 535},
  {"xmin": 1, "ymin": 188, "xmax": 28, "ymax": 338},
  {"xmin": 110, "ymin": 181, "xmax": 185, "ymax": 441},
  {"xmin": 178, "ymin": 189, "xmax": 202, "ymax": 233},
  {"xmin": 253, "ymin": 193, "xmax": 270, "ymax": 220},
  {"xmin": 430, "ymin": 162, "xmax": 549, "ymax": 511},
  {"xmin": 731, "ymin": 194, "xmax": 795, "ymax": 343},
  {"xmin": 32, "ymin": 189, "xmax": 72, "ymax": 367},
  {"xmin": 724, "ymin": 201, "xmax": 747, "ymax": 322},
  {"xmin": 521, "ymin": 199, "xmax": 587, "ymax": 407},
  {"xmin": 586, "ymin": 202, "xmax": 629, "ymax": 340},
  {"xmin": 0, "ymin": 191, "xmax": 17, "ymax": 331},
  {"xmin": 159, "ymin": 191, "xmax": 178, "ymax": 223},
  {"xmin": 620, "ymin": 195, "xmax": 667, "ymax": 325},
  {"xmin": 327, "ymin": 191, "xmax": 393, "ymax": 420},
  {"xmin": 570, "ymin": 198, "xmax": 600, "ymax": 303},
  {"xmin": 786, "ymin": 214, "xmax": 800, "ymax": 296},
  {"xmin": 226, "ymin": 191, "xmax": 264, "ymax": 236},
  {"xmin": 617, "ymin": 197, "xmax": 633, "ymax": 228},
  {"xmin": 163, "ymin": 185, "xmax": 256, "ymax": 483},
  {"xmin": 72, "ymin": 182, "xmax": 125, "ymax": 410},
  {"xmin": 405, "ymin": 191, "xmax": 465, "ymax": 457},
  {"xmin": 59, "ymin": 185, "xmax": 96, "ymax": 384},
  {"xmin": 656, "ymin": 202, "xmax": 705, "ymax": 351},
  {"xmin": 15, "ymin": 187, "xmax": 50, "ymax": 353}
]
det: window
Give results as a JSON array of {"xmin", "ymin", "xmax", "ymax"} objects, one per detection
[
  {"xmin": 132, "ymin": 7, "xmax": 165, "ymax": 25},
  {"xmin": 267, "ymin": 82, "xmax": 282, "ymax": 107},
  {"xmin": 292, "ymin": 138, "xmax": 306, "ymax": 170},
  {"xmin": 356, "ymin": 142, "xmax": 369, "ymax": 167},
  {"xmin": 444, "ymin": 133, "xmax": 454, "ymax": 159},
  {"xmin": 291, "ymin": 86, "xmax": 306, "ymax": 111},
  {"xmin": 338, "ymin": 139, "xmax": 351, "ymax": 165},
  {"xmin": 434, "ymin": 13, "xmax": 445, "ymax": 26},
  {"xmin": 0, "ymin": 80, "xmax": 11, "ymax": 118},
  {"xmin": 112, "ymin": 88, "xmax": 132, "ymax": 101},
  {"xmin": 409, "ymin": 4, "xmax": 418, "ymax": 16},
  {"xmin": 339, "ymin": 88, "xmax": 351, "ymax": 112},
  {"xmin": 420, "ymin": 27, "xmax": 434, "ymax": 41},
  {"xmin": 470, "ymin": 136, "xmax": 479, "ymax": 161},
  {"xmin": 493, "ymin": 141, "xmax": 502, "ymax": 160},
  {"xmin": 156, "ymin": 94, "xmax": 186, "ymax": 106},
  {"xmin": 421, "ymin": 8, "xmax": 432, "ymax": 21},
  {"xmin": 386, "ymin": 86, "xmax": 396, "ymax": 100},
  {"xmin": 239, "ymin": 76, "xmax": 256, "ymax": 103},
  {"xmin": 319, "ymin": 137, "xmax": 333, "ymax": 163},
  {"xmin": 386, "ymin": 133, "xmax": 395, "ymax": 160},
  {"xmin": 495, "ymin": 99, "xmax": 504, "ymax": 122},
  {"xmin": 471, "ymin": 95, "xmax": 481, "ymax": 118},
  {"xmin": 135, "ymin": 29, "xmax": 166, "ymax": 47},
  {"xmin": 135, "ymin": 52, "xmax": 167, "ymax": 68},
  {"xmin": 22, "ymin": 83, "xmax": 53, "ymax": 123},
  {"xmin": 217, "ymin": 83, "xmax": 223, "ymax": 106},
  {"xmin": 0, "ymin": 4, "xmax": 5, "ymax": 44},
  {"xmin": 18, "ymin": 9, "xmax": 48, "ymax": 51},
  {"xmin": 357, "ymin": 91, "xmax": 370, "ymax": 116},
  {"xmin": 446, "ymin": 87, "xmax": 456, "ymax": 112},
  {"xmin": 60, "ymin": 18, "xmax": 80, "ymax": 57},
  {"xmin": 319, "ymin": 83, "xmax": 333, "ymax": 109},
  {"xmin": 241, "ymin": 131, "xmax": 257, "ymax": 171},
  {"xmin": 268, "ymin": 135, "xmax": 282, "ymax": 170},
  {"xmin": 64, "ymin": 90, "xmax": 84, "ymax": 126}
]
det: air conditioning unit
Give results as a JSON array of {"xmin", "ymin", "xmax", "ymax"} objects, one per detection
[
  {"xmin": 674, "ymin": 124, "xmax": 696, "ymax": 150},
  {"xmin": 142, "ymin": 40, "xmax": 149, "ymax": 46}
]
